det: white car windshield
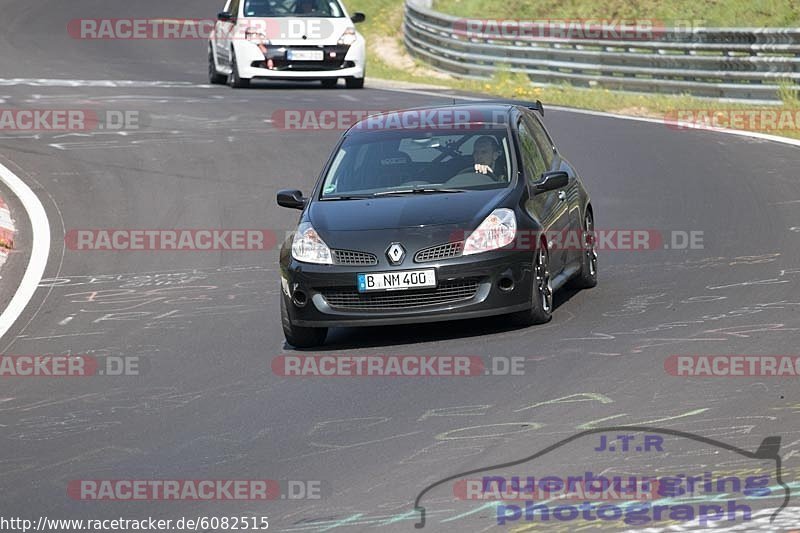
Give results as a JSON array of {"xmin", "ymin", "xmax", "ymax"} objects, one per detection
[{"xmin": 243, "ymin": 0, "xmax": 345, "ymax": 17}]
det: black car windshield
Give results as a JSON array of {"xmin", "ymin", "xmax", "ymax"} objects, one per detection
[
  {"xmin": 320, "ymin": 126, "xmax": 514, "ymax": 199},
  {"xmin": 243, "ymin": 0, "xmax": 345, "ymax": 17}
]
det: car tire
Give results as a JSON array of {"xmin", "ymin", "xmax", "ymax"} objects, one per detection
[
  {"xmin": 510, "ymin": 242, "xmax": 553, "ymax": 327},
  {"xmin": 228, "ymin": 52, "xmax": 250, "ymax": 89},
  {"xmin": 208, "ymin": 48, "xmax": 227, "ymax": 85},
  {"xmin": 345, "ymin": 76, "xmax": 364, "ymax": 89},
  {"xmin": 321, "ymin": 78, "xmax": 338, "ymax": 88},
  {"xmin": 566, "ymin": 210, "xmax": 598, "ymax": 289},
  {"xmin": 281, "ymin": 293, "xmax": 328, "ymax": 348}
]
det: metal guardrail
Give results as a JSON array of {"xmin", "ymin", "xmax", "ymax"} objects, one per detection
[{"xmin": 404, "ymin": 0, "xmax": 800, "ymax": 102}]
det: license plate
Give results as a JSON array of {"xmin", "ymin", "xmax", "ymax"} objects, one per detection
[
  {"xmin": 287, "ymin": 50, "xmax": 323, "ymax": 61},
  {"xmin": 357, "ymin": 269, "xmax": 436, "ymax": 292}
]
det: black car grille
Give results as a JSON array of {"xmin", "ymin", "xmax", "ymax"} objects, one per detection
[
  {"xmin": 414, "ymin": 242, "xmax": 464, "ymax": 263},
  {"xmin": 332, "ymin": 249, "xmax": 378, "ymax": 266},
  {"xmin": 320, "ymin": 279, "xmax": 480, "ymax": 310}
]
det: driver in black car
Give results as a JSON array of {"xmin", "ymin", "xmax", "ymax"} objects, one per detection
[{"xmin": 471, "ymin": 135, "xmax": 502, "ymax": 176}]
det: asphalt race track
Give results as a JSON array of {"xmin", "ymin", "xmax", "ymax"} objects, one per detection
[{"xmin": 0, "ymin": 0, "xmax": 799, "ymax": 531}]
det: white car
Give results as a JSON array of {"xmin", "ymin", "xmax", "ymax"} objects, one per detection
[{"xmin": 208, "ymin": 0, "xmax": 367, "ymax": 88}]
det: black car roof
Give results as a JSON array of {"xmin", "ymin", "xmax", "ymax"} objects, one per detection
[{"xmin": 346, "ymin": 100, "xmax": 544, "ymax": 134}]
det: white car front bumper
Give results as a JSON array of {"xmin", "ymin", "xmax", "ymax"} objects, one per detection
[{"xmin": 232, "ymin": 38, "xmax": 365, "ymax": 80}]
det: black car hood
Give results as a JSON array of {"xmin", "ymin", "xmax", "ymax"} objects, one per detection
[{"xmin": 308, "ymin": 189, "xmax": 508, "ymax": 231}]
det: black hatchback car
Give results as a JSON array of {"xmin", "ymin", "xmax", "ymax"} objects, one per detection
[{"xmin": 277, "ymin": 101, "xmax": 596, "ymax": 347}]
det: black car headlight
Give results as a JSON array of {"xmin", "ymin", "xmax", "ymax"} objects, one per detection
[
  {"xmin": 291, "ymin": 222, "xmax": 333, "ymax": 264},
  {"xmin": 462, "ymin": 208, "xmax": 517, "ymax": 255}
]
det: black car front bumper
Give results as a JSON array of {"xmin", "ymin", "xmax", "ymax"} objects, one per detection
[{"xmin": 280, "ymin": 251, "xmax": 535, "ymax": 327}]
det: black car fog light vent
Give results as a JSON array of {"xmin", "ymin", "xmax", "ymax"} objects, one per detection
[
  {"xmin": 332, "ymin": 249, "xmax": 378, "ymax": 266},
  {"xmin": 414, "ymin": 242, "xmax": 464, "ymax": 263}
]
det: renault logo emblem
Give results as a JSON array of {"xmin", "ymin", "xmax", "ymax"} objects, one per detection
[{"xmin": 386, "ymin": 243, "xmax": 405, "ymax": 265}]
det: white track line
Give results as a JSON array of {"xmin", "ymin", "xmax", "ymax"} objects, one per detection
[
  {"xmin": 0, "ymin": 162, "xmax": 50, "ymax": 341},
  {"xmin": 2, "ymin": 77, "xmax": 798, "ymax": 148},
  {"xmin": 0, "ymin": 78, "xmax": 213, "ymax": 89},
  {"xmin": 547, "ymin": 105, "xmax": 800, "ymax": 148},
  {"xmin": 376, "ymin": 86, "xmax": 800, "ymax": 149}
]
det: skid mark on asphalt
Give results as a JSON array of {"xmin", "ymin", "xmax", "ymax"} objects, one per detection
[
  {"xmin": 30, "ymin": 265, "xmax": 278, "ymax": 333},
  {"xmin": 0, "ymin": 377, "xmax": 280, "ymax": 442},
  {"xmin": 17, "ymin": 331, "xmax": 107, "ymax": 340},
  {"xmin": 557, "ymin": 276, "xmax": 798, "ymax": 354}
]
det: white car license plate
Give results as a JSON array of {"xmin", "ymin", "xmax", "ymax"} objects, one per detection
[
  {"xmin": 287, "ymin": 50, "xmax": 323, "ymax": 61},
  {"xmin": 357, "ymin": 270, "xmax": 436, "ymax": 292}
]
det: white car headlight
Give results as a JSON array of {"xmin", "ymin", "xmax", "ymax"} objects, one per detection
[
  {"xmin": 245, "ymin": 30, "xmax": 268, "ymax": 45},
  {"xmin": 462, "ymin": 208, "xmax": 517, "ymax": 256},
  {"xmin": 337, "ymin": 27, "xmax": 357, "ymax": 46},
  {"xmin": 291, "ymin": 223, "xmax": 333, "ymax": 264}
]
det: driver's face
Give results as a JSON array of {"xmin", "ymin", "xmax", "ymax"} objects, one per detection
[{"xmin": 473, "ymin": 140, "xmax": 498, "ymax": 165}]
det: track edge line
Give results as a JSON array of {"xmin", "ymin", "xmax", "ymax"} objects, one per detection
[{"xmin": 0, "ymin": 160, "xmax": 51, "ymax": 342}]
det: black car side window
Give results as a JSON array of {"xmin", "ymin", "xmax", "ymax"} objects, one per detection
[
  {"xmin": 524, "ymin": 114, "xmax": 555, "ymax": 169},
  {"xmin": 518, "ymin": 121, "xmax": 547, "ymax": 182}
]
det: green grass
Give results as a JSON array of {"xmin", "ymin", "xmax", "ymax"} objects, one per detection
[
  {"xmin": 343, "ymin": 0, "xmax": 800, "ymax": 139},
  {"xmin": 346, "ymin": 0, "xmax": 403, "ymax": 41},
  {"xmin": 432, "ymin": 0, "xmax": 800, "ymax": 27}
]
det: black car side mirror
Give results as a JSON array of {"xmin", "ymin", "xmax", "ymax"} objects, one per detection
[
  {"xmin": 277, "ymin": 189, "xmax": 306, "ymax": 210},
  {"xmin": 351, "ymin": 12, "xmax": 366, "ymax": 23},
  {"xmin": 217, "ymin": 11, "xmax": 233, "ymax": 21},
  {"xmin": 533, "ymin": 170, "xmax": 569, "ymax": 194}
]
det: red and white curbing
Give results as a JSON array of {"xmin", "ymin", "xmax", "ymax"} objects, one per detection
[{"xmin": 0, "ymin": 196, "xmax": 15, "ymax": 268}]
